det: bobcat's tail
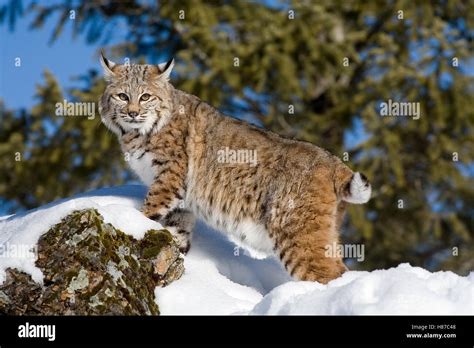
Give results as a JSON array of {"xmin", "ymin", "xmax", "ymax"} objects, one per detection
[
  {"xmin": 342, "ymin": 172, "xmax": 371, "ymax": 204},
  {"xmin": 334, "ymin": 165, "xmax": 371, "ymax": 204}
]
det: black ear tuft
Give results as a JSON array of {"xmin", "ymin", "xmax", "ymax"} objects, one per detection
[
  {"xmin": 99, "ymin": 50, "xmax": 117, "ymax": 81},
  {"xmin": 161, "ymin": 59, "xmax": 173, "ymax": 73},
  {"xmin": 157, "ymin": 58, "xmax": 175, "ymax": 80}
]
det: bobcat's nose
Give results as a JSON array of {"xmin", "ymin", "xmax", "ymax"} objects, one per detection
[{"xmin": 128, "ymin": 111, "xmax": 138, "ymax": 118}]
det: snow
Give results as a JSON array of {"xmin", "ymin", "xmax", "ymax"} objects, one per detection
[
  {"xmin": 0, "ymin": 185, "xmax": 163, "ymax": 283},
  {"xmin": 1, "ymin": 185, "xmax": 473, "ymax": 315},
  {"xmin": 155, "ymin": 220, "xmax": 290, "ymax": 315},
  {"xmin": 249, "ymin": 265, "xmax": 474, "ymax": 315}
]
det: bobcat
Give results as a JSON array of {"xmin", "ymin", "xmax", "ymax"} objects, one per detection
[{"xmin": 98, "ymin": 53, "xmax": 371, "ymax": 284}]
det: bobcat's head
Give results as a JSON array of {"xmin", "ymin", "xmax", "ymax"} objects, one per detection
[{"xmin": 98, "ymin": 52, "xmax": 175, "ymax": 136}]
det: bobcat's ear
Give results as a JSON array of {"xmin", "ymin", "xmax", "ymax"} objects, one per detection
[
  {"xmin": 157, "ymin": 58, "xmax": 175, "ymax": 80},
  {"xmin": 100, "ymin": 51, "xmax": 117, "ymax": 82}
]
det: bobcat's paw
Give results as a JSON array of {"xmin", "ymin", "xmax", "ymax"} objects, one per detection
[
  {"xmin": 142, "ymin": 207, "xmax": 163, "ymax": 222},
  {"xmin": 163, "ymin": 225, "xmax": 192, "ymax": 255}
]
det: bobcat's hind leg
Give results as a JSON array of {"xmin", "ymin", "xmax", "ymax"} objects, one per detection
[
  {"xmin": 161, "ymin": 209, "xmax": 195, "ymax": 254},
  {"xmin": 272, "ymin": 194, "xmax": 347, "ymax": 284}
]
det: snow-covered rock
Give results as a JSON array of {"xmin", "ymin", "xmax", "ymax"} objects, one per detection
[
  {"xmin": 1, "ymin": 185, "xmax": 473, "ymax": 315},
  {"xmin": 0, "ymin": 185, "xmax": 160, "ymax": 284}
]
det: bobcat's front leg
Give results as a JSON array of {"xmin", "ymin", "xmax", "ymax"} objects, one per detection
[
  {"xmin": 142, "ymin": 178, "xmax": 183, "ymax": 222},
  {"xmin": 142, "ymin": 158, "xmax": 192, "ymax": 252}
]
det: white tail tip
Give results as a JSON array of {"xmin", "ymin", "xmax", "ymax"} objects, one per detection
[{"xmin": 343, "ymin": 172, "xmax": 371, "ymax": 204}]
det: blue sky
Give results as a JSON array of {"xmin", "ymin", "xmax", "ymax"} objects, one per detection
[{"xmin": 0, "ymin": 11, "xmax": 121, "ymax": 110}]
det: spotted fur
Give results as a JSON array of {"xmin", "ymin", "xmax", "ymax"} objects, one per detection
[{"xmin": 99, "ymin": 53, "xmax": 371, "ymax": 283}]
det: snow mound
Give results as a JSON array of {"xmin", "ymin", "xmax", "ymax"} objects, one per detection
[
  {"xmin": 250, "ymin": 264, "xmax": 474, "ymax": 315},
  {"xmin": 1, "ymin": 185, "xmax": 473, "ymax": 315},
  {"xmin": 0, "ymin": 185, "xmax": 163, "ymax": 283}
]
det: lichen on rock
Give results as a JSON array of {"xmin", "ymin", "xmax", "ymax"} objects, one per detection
[{"xmin": 0, "ymin": 208, "xmax": 184, "ymax": 315}]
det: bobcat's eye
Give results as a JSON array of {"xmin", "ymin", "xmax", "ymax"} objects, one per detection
[
  {"xmin": 140, "ymin": 93, "xmax": 151, "ymax": 101},
  {"xmin": 118, "ymin": 93, "xmax": 129, "ymax": 101}
]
